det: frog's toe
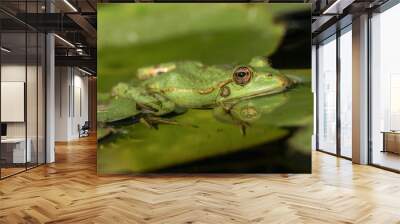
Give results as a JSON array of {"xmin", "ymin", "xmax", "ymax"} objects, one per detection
[
  {"xmin": 139, "ymin": 115, "xmax": 178, "ymax": 129},
  {"xmin": 149, "ymin": 117, "xmax": 178, "ymax": 125},
  {"xmin": 139, "ymin": 117, "xmax": 156, "ymax": 129},
  {"xmin": 136, "ymin": 102, "xmax": 159, "ymax": 114},
  {"xmin": 239, "ymin": 122, "xmax": 250, "ymax": 136}
]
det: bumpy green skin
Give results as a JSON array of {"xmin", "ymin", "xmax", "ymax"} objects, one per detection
[{"xmin": 111, "ymin": 57, "xmax": 293, "ymax": 117}]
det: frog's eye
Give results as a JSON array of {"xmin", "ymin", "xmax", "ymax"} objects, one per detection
[{"xmin": 233, "ymin": 66, "xmax": 252, "ymax": 86}]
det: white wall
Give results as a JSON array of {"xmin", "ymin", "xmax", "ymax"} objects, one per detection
[
  {"xmin": 74, "ymin": 73, "xmax": 89, "ymax": 136},
  {"xmin": 1, "ymin": 65, "xmax": 26, "ymax": 143},
  {"xmin": 1, "ymin": 82, "xmax": 25, "ymax": 122},
  {"xmin": 1, "ymin": 65, "xmax": 28, "ymax": 138},
  {"xmin": 55, "ymin": 67, "xmax": 89, "ymax": 141},
  {"xmin": 55, "ymin": 67, "xmax": 69, "ymax": 141},
  {"xmin": 1, "ymin": 63, "xmax": 46, "ymax": 164}
]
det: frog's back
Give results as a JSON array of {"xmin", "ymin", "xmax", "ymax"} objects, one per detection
[
  {"xmin": 144, "ymin": 61, "xmax": 228, "ymax": 89},
  {"xmin": 143, "ymin": 61, "xmax": 230, "ymax": 108}
]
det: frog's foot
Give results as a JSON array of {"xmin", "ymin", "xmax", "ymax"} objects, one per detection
[
  {"xmin": 139, "ymin": 114, "xmax": 178, "ymax": 129},
  {"xmin": 214, "ymin": 106, "xmax": 250, "ymax": 136},
  {"xmin": 223, "ymin": 108, "xmax": 249, "ymax": 135}
]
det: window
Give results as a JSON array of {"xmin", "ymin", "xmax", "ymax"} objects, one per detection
[
  {"xmin": 370, "ymin": 3, "xmax": 400, "ymax": 171},
  {"xmin": 0, "ymin": 2, "xmax": 46, "ymax": 179},
  {"xmin": 339, "ymin": 26, "xmax": 352, "ymax": 158},
  {"xmin": 317, "ymin": 35, "xmax": 337, "ymax": 154}
]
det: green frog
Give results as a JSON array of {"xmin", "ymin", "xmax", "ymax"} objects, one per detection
[{"xmin": 99, "ymin": 57, "xmax": 296, "ymax": 133}]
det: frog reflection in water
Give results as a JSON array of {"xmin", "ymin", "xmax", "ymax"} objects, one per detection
[{"xmin": 107, "ymin": 57, "xmax": 295, "ymax": 133}]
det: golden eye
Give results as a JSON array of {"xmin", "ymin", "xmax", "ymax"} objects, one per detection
[{"xmin": 233, "ymin": 66, "xmax": 252, "ymax": 86}]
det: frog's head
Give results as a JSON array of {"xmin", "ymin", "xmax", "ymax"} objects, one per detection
[{"xmin": 216, "ymin": 59, "xmax": 292, "ymax": 104}]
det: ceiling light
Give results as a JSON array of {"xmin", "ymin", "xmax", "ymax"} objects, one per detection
[
  {"xmin": 78, "ymin": 67, "xmax": 93, "ymax": 76},
  {"xmin": 76, "ymin": 48, "xmax": 86, "ymax": 55},
  {"xmin": 322, "ymin": 0, "xmax": 355, "ymax": 15},
  {"xmin": 322, "ymin": 0, "xmax": 342, "ymax": 15},
  {"xmin": 54, "ymin": 34, "xmax": 75, "ymax": 48},
  {"xmin": 63, "ymin": 0, "xmax": 78, "ymax": 12},
  {"xmin": 1, "ymin": 47, "xmax": 11, "ymax": 53}
]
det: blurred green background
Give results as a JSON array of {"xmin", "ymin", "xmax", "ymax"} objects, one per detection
[
  {"xmin": 98, "ymin": 3, "xmax": 309, "ymax": 92},
  {"xmin": 98, "ymin": 3, "xmax": 312, "ymax": 174}
]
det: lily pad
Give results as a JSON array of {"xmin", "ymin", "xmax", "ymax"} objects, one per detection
[
  {"xmin": 98, "ymin": 109, "xmax": 289, "ymax": 173},
  {"xmin": 97, "ymin": 127, "xmax": 112, "ymax": 140},
  {"xmin": 288, "ymin": 122, "xmax": 313, "ymax": 154}
]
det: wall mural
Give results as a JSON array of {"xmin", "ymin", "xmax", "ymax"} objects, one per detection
[{"xmin": 97, "ymin": 3, "xmax": 312, "ymax": 173}]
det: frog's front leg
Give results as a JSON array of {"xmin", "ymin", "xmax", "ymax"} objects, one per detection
[
  {"xmin": 112, "ymin": 83, "xmax": 183, "ymax": 128},
  {"xmin": 112, "ymin": 83, "xmax": 176, "ymax": 115},
  {"xmin": 213, "ymin": 104, "xmax": 250, "ymax": 136},
  {"xmin": 135, "ymin": 93, "xmax": 180, "ymax": 129},
  {"xmin": 135, "ymin": 93, "xmax": 175, "ymax": 115},
  {"xmin": 213, "ymin": 95, "xmax": 288, "ymax": 135}
]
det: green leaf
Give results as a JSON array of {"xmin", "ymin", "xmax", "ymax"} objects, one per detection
[{"xmin": 98, "ymin": 109, "xmax": 289, "ymax": 173}]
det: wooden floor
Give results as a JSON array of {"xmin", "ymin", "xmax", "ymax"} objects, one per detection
[
  {"xmin": 372, "ymin": 150, "xmax": 400, "ymax": 171},
  {"xmin": 1, "ymin": 167, "xmax": 26, "ymax": 178},
  {"xmin": 1, "ymin": 136, "xmax": 400, "ymax": 224}
]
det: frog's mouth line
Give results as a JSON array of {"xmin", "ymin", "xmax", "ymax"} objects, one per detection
[
  {"xmin": 218, "ymin": 75, "xmax": 296, "ymax": 103},
  {"xmin": 219, "ymin": 87, "xmax": 286, "ymax": 104}
]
